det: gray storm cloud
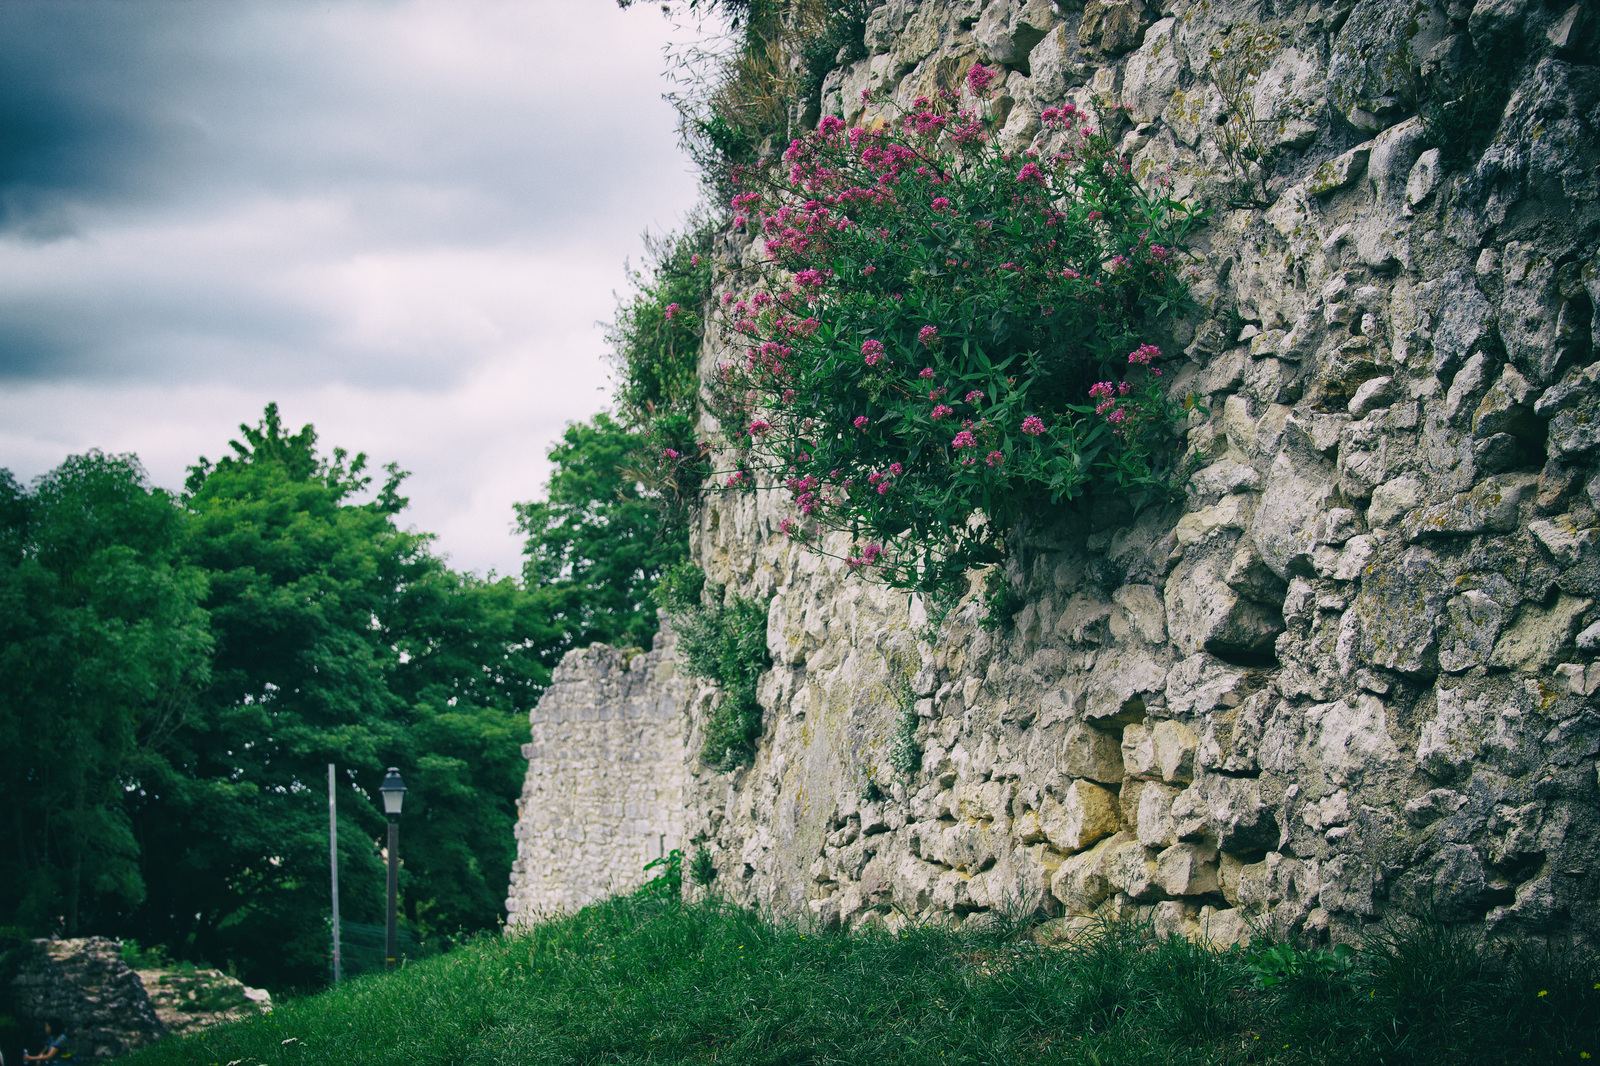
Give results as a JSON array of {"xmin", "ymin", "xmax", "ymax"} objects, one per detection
[{"xmin": 0, "ymin": 0, "xmax": 704, "ymax": 574}]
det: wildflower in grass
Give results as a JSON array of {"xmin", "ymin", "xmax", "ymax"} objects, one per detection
[
  {"xmin": 1129, "ymin": 343, "xmax": 1161, "ymax": 365},
  {"xmin": 749, "ymin": 420, "xmax": 771, "ymax": 436},
  {"xmin": 661, "ymin": 448, "xmax": 680, "ymax": 459},
  {"xmin": 932, "ymin": 404, "xmax": 954, "ymax": 420},
  {"xmin": 966, "ymin": 63, "xmax": 996, "ymax": 93},
  {"xmin": 986, "ymin": 450, "xmax": 1004, "ymax": 467},
  {"xmin": 861, "ymin": 339, "xmax": 885, "ymax": 365},
  {"xmin": 966, "ymin": 390, "xmax": 984, "ymax": 403},
  {"xmin": 1017, "ymin": 161, "xmax": 1043, "ymax": 184},
  {"xmin": 854, "ymin": 415, "xmax": 869, "ymax": 429},
  {"xmin": 1021, "ymin": 415, "xmax": 1045, "ymax": 435},
  {"xmin": 931, "ymin": 196, "xmax": 952, "ymax": 212},
  {"xmin": 919, "ymin": 367, "xmax": 935, "ymax": 379},
  {"xmin": 951, "ymin": 430, "xmax": 977, "ymax": 450},
  {"xmin": 918, "ymin": 325, "xmax": 939, "ymax": 345}
]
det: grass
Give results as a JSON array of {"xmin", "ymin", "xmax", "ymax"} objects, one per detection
[{"xmin": 119, "ymin": 896, "xmax": 1599, "ymax": 1066}]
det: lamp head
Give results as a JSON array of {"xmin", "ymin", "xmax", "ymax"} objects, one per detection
[{"xmin": 379, "ymin": 767, "xmax": 407, "ymax": 816}]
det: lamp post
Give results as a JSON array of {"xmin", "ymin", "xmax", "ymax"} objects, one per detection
[{"xmin": 379, "ymin": 767, "xmax": 408, "ymax": 971}]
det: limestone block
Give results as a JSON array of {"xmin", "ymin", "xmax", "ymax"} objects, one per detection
[
  {"xmin": 1438, "ymin": 589, "xmax": 1509, "ymax": 673},
  {"xmin": 1175, "ymin": 494, "xmax": 1252, "ymax": 545},
  {"xmin": 1402, "ymin": 474, "xmax": 1530, "ymax": 542},
  {"xmin": 1529, "ymin": 516, "xmax": 1599, "ymax": 568},
  {"xmin": 1081, "ymin": 648, "xmax": 1167, "ymax": 725},
  {"xmin": 1347, "ymin": 375, "xmax": 1394, "ymax": 419},
  {"xmin": 1330, "ymin": 534, "xmax": 1377, "ymax": 581},
  {"xmin": 1404, "ymin": 148, "xmax": 1442, "ymax": 207},
  {"xmin": 864, "ymin": 0, "xmax": 914, "ymax": 54},
  {"xmin": 1223, "ymin": 538, "xmax": 1286, "ymax": 605},
  {"xmin": 1190, "ymin": 458, "xmax": 1262, "ymax": 498},
  {"xmin": 977, "ymin": 0, "xmax": 1058, "ymax": 66},
  {"xmin": 1109, "ymin": 839, "xmax": 1163, "ymax": 900},
  {"xmin": 1236, "ymin": 852, "xmax": 1319, "ymax": 912},
  {"xmin": 1027, "ymin": 25, "xmax": 1086, "ymax": 102},
  {"xmin": 1218, "ymin": 852, "xmax": 1247, "ymax": 905},
  {"xmin": 1471, "ymin": 364, "xmax": 1537, "ymax": 440},
  {"xmin": 935, "ymin": 821, "xmax": 997, "ymax": 872},
  {"xmin": 1368, "ymin": 475, "xmax": 1422, "ymax": 527},
  {"xmin": 1136, "ymin": 782, "xmax": 1182, "ymax": 847},
  {"xmin": 1014, "ymin": 807, "xmax": 1047, "ymax": 845},
  {"xmin": 1111, "ymin": 583, "xmax": 1167, "ymax": 643},
  {"xmin": 1490, "ymin": 593, "xmax": 1593, "ymax": 672},
  {"xmin": 1122, "ymin": 722, "xmax": 1157, "ymax": 779},
  {"xmin": 1156, "ymin": 841, "xmax": 1221, "ymax": 896},
  {"xmin": 1405, "ymin": 788, "xmax": 1469, "ymax": 827},
  {"xmin": 1151, "ymin": 720, "xmax": 1199, "ymax": 784},
  {"xmin": 1426, "ymin": 270, "xmax": 1495, "ymax": 375},
  {"xmin": 1222, "ymin": 395, "xmax": 1257, "ymax": 454},
  {"xmin": 1050, "ymin": 831, "xmax": 1130, "ymax": 912},
  {"xmin": 1175, "ymin": 774, "xmax": 1279, "ymax": 852},
  {"xmin": 1500, "ymin": 241, "xmax": 1566, "ymax": 386},
  {"xmin": 1307, "ymin": 694, "xmax": 1400, "ymax": 786},
  {"xmin": 1197, "ymin": 689, "xmax": 1275, "ymax": 775},
  {"xmin": 1061, "ymin": 722, "xmax": 1125, "ymax": 783},
  {"xmin": 1165, "ymin": 543, "xmax": 1284, "ymax": 656},
  {"xmin": 1536, "ymin": 361, "xmax": 1600, "ymax": 459},
  {"xmin": 1416, "ymin": 685, "xmax": 1491, "ymax": 780},
  {"xmin": 1253, "ymin": 451, "xmax": 1337, "ymax": 577},
  {"xmin": 1192, "ymin": 905, "xmax": 1254, "ymax": 949},
  {"xmin": 1122, "ymin": 17, "xmax": 1181, "ymax": 123},
  {"xmin": 1079, "ymin": 0, "xmax": 1144, "ymax": 56},
  {"xmin": 1308, "ymin": 143, "xmax": 1372, "ymax": 196},
  {"xmin": 1040, "ymin": 779, "xmax": 1120, "ymax": 852}
]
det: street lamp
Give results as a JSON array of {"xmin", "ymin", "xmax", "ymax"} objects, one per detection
[{"xmin": 379, "ymin": 767, "xmax": 407, "ymax": 971}]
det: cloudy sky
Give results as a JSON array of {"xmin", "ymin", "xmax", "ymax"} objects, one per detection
[{"xmin": 0, "ymin": 0, "xmax": 707, "ymax": 577}]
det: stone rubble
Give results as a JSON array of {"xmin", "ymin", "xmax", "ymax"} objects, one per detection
[{"xmin": 508, "ymin": 0, "xmax": 1600, "ymax": 956}]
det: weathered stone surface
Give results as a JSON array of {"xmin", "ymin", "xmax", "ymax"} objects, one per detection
[
  {"xmin": 507, "ymin": 0, "xmax": 1600, "ymax": 955},
  {"xmin": 9, "ymin": 938, "xmax": 167, "ymax": 1061},
  {"xmin": 1040, "ymin": 779, "xmax": 1121, "ymax": 852}
]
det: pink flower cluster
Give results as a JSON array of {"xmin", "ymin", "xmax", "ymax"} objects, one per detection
[
  {"xmin": 918, "ymin": 325, "xmax": 939, "ymax": 345},
  {"xmin": 932, "ymin": 404, "xmax": 954, "ymax": 420},
  {"xmin": 951, "ymin": 430, "xmax": 978, "ymax": 450},
  {"xmin": 966, "ymin": 63, "xmax": 996, "ymax": 93},
  {"xmin": 861, "ymin": 339, "xmax": 885, "ymax": 366},
  {"xmin": 1128, "ymin": 343, "xmax": 1161, "ymax": 365},
  {"xmin": 664, "ymin": 302, "xmax": 681, "ymax": 321},
  {"xmin": 1021, "ymin": 415, "xmax": 1046, "ymax": 436},
  {"xmin": 846, "ymin": 543, "xmax": 884, "ymax": 570},
  {"xmin": 854, "ymin": 415, "xmax": 870, "ymax": 429}
]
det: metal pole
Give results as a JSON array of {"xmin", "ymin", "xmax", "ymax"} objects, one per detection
[
  {"xmin": 328, "ymin": 763, "xmax": 341, "ymax": 983},
  {"xmin": 385, "ymin": 816, "xmax": 399, "ymax": 970}
]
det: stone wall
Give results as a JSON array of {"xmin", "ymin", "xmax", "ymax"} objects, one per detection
[
  {"xmin": 509, "ymin": 0, "xmax": 1600, "ymax": 953},
  {"xmin": 504, "ymin": 634, "xmax": 689, "ymax": 923},
  {"xmin": 8, "ymin": 938, "xmax": 166, "ymax": 1060}
]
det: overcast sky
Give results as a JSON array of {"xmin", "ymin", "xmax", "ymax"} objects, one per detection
[{"xmin": 0, "ymin": 0, "xmax": 706, "ymax": 577}]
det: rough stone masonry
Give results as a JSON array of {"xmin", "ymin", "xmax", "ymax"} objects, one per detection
[{"xmin": 508, "ymin": 0, "xmax": 1600, "ymax": 953}]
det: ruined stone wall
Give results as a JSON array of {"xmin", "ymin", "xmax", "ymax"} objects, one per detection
[
  {"xmin": 504, "ymin": 636, "xmax": 688, "ymax": 923},
  {"xmin": 8, "ymin": 938, "xmax": 166, "ymax": 1061},
  {"xmin": 511, "ymin": 0, "xmax": 1600, "ymax": 952}
]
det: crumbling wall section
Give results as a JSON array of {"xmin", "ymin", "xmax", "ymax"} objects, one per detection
[{"xmin": 504, "ymin": 635, "xmax": 689, "ymax": 924}]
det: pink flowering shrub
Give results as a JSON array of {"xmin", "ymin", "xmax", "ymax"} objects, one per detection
[{"xmin": 708, "ymin": 82, "xmax": 1202, "ymax": 590}]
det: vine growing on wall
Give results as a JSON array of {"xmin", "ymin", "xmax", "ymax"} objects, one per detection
[{"xmin": 696, "ymin": 69, "xmax": 1205, "ymax": 593}]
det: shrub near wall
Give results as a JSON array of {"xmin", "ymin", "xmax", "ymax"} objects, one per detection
[{"xmin": 705, "ymin": 67, "xmax": 1206, "ymax": 592}]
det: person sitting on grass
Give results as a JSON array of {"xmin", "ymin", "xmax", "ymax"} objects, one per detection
[{"xmin": 22, "ymin": 1020, "xmax": 70, "ymax": 1061}]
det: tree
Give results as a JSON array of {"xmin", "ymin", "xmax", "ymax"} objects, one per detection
[
  {"xmin": 0, "ymin": 453, "xmax": 211, "ymax": 936},
  {"xmin": 120, "ymin": 405, "xmax": 537, "ymax": 991},
  {"xmin": 515, "ymin": 413, "xmax": 688, "ymax": 675}
]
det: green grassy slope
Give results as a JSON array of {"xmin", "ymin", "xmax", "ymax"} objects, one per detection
[{"xmin": 120, "ymin": 897, "xmax": 1598, "ymax": 1066}]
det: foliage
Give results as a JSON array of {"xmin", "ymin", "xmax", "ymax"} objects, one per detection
[
  {"xmin": 605, "ymin": 221, "xmax": 720, "ymax": 535},
  {"xmin": 121, "ymin": 899, "xmax": 1600, "ymax": 1066},
  {"xmin": 1245, "ymin": 941, "xmax": 1355, "ymax": 990},
  {"xmin": 0, "ymin": 453, "xmax": 213, "ymax": 937},
  {"xmin": 515, "ymin": 412, "xmax": 688, "ymax": 673},
  {"xmin": 0, "ymin": 406, "xmax": 548, "ymax": 993},
  {"xmin": 634, "ymin": 849, "xmax": 684, "ymax": 902},
  {"xmin": 689, "ymin": 847, "xmax": 717, "ymax": 886},
  {"xmin": 655, "ymin": 563, "xmax": 771, "ymax": 767},
  {"xmin": 704, "ymin": 77, "xmax": 1203, "ymax": 591},
  {"xmin": 1204, "ymin": 27, "xmax": 1285, "ymax": 207}
]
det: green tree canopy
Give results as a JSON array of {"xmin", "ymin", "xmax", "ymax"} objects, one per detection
[
  {"xmin": 515, "ymin": 412, "xmax": 688, "ymax": 670},
  {"xmin": 0, "ymin": 453, "xmax": 212, "ymax": 935}
]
